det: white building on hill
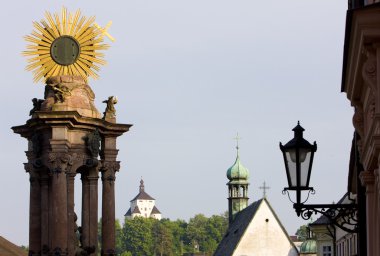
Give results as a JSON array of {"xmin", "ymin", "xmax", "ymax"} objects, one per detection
[{"xmin": 124, "ymin": 179, "xmax": 162, "ymax": 220}]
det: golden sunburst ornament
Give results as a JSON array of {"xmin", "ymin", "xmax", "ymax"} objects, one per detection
[{"xmin": 23, "ymin": 7, "xmax": 113, "ymax": 83}]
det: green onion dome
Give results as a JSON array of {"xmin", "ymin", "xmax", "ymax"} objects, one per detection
[
  {"xmin": 300, "ymin": 239, "xmax": 317, "ymax": 254},
  {"xmin": 227, "ymin": 152, "xmax": 249, "ymax": 180}
]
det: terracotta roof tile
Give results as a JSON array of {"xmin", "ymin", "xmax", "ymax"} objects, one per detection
[{"xmin": 0, "ymin": 236, "xmax": 27, "ymax": 256}]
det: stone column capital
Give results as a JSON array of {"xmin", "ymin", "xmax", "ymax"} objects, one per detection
[
  {"xmin": 100, "ymin": 160, "xmax": 120, "ymax": 173},
  {"xmin": 360, "ymin": 170, "xmax": 375, "ymax": 194},
  {"xmin": 46, "ymin": 152, "xmax": 76, "ymax": 174}
]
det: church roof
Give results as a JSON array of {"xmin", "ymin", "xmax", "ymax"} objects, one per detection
[
  {"xmin": 0, "ymin": 236, "xmax": 27, "ymax": 256},
  {"xmin": 214, "ymin": 199, "xmax": 261, "ymax": 255},
  {"xmin": 214, "ymin": 198, "xmax": 297, "ymax": 256},
  {"xmin": 130, "ymin": 179, "xmax": 155, "ymax": 202},
  {"xmin": 132, "ymin": 207, "xmax": 141, "ymax": 214},
  {"xmin": 310, "ymin": 214, "xmax": 330, "ymax": 226},
  {"xmin": 124, "ymin": 208, "xmax": 132, "ymax": 216},
  {"xmin": 131, "ymin": 190, "xmax": 155, "ymax": 201},
  {"xmin": 151, "ymin": 206, "xmax": 161, "ymax": 214}
]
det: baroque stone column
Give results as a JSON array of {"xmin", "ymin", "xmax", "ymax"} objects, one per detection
[
  {"xmin": 88, "ymin": 171, "xmax": 99, "ymax": 254},
  {"xmin": 81, "ymin": 166, "xmax": 99, "ymax": 255},
  {"xmin": 48, "ymin": 152, "xmax": 73, "ymax": 256},
  {"xmin": 40, "ymin": 171, "xmax": 49, "ymax": 255},
  {"xmin": 360, "ymin": 170, "xmax": 375, "ymax": 256},
  {"xmin": 100, "ymin": 159, "xmax": 119, "ymax": 256},
  {"xmin": 25, "ymin": 162, "xmax": 41, "ymax": 256},
  {"xmin": 67, "ymin": 172, "xmax": 76, "ymax": 256}
]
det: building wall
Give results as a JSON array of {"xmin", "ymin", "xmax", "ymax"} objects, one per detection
[
  {"xmin": 311, "ymin": 226, "xmax": 334, "ymax": 256},
  {"xmin": 343, "ymin": 6, "xmax": 380, "ymax": 256},
  {"xmin": 232, "ymin": 201, "xmax": 298, "ymax": 256},
  {"xmin": 129, "ymin": 199, "xmax": 161, "ymax": 220},
  {"xmin": 335, "ymin": 228, "xmax": 357, "ymax": 256}
]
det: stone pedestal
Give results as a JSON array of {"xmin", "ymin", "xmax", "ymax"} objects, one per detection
[{"xmin": 12, "ymin": 76, "xmax": 131, "ymax": 256}]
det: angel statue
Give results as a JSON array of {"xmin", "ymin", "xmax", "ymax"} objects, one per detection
[{"xmin": 103, "ymin": 96, "xmax": 118, "ymax": 119}]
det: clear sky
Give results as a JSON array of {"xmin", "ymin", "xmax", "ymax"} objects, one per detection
[{"xmin": 0, "ymin": 0, "xmax": 352, "ymax": 246}]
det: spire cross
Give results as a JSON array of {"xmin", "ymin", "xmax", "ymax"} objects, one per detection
[
  {"xmin": 259, "ymin": 181, "xmax": 270, "ymax": 197},
  {"xmin": 233, "ymin": 133, "xmax": 241, "ymax": 150}
]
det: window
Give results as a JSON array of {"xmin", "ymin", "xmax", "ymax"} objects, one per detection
[{"xmin": 323, "ymin": 245, "xmax": 332, "ymax": 256}]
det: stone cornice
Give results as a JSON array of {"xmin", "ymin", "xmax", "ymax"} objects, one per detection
[
  {"xmin": 342, "ymin": 5, "xmax": 380, "ymax": 94},
  {"xmin": 12, "ymin": 110, "xmax": 132, "ymax": 139},
  {"xmin": 342, "ymin": 6, "xmax": 380, "ymax": 101}
]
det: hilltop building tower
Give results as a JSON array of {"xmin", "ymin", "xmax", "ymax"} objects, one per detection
[
  {"xmin": 125, "ymin": 179, "xmax": 162, "ymax": 220},
  {"xmin": 226, "ymin": 143, "xmax": 249, "ymax": 223}
]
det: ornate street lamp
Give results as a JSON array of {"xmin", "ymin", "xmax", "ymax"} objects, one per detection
[{"xmin": 280, "ymin": 122, "xmax": 358, "ymax": 233}]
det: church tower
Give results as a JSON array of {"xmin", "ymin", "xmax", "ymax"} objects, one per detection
[{"xmin": 226, "ymin": 141, "xmax": 249, "ymax": 224}]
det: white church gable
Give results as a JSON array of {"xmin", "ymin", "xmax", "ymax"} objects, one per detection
[
  {"xmin": 233, "ymin": 199, "xmax": 298, "ymax": 256},
  {"xmin": 214, "ymin": 198, "xmax": 298, "ymax": 256}
]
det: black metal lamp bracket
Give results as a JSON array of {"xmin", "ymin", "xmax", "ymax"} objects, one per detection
[{"xmin": 294, "ymin": 203, "xmax": 358, "ymax": 233}]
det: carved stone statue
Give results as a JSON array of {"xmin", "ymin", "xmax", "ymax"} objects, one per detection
[
  {"xmin": 47, "ymin": 83, "xmax": 72, "ymax": 103},
  {"xmin": 29, "ymin": 98, "xmax": 44, "ymax": 116},
  {"xmin": 84, "ymin": 129, "xmax": 101, "ymax": 158},
  {"xmin": 102, "ymin": 96, "xmax": 118, "ymax": 119}
]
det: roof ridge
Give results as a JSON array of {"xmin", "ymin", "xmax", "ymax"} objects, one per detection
[{"xmin": 0, "ymin": 236, "xmax": 27, "ymax": 256}]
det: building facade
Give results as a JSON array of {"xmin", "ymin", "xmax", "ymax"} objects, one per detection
[
  {"xmin": 124, "ymin": 179, "xmax": 162, "ymax": 220},
  {"xmin": 342, "ymin": 1, "xmax": 380, "ymax": 255},
  {"xmin": 309, "ymin": 215, "xmax": 335, "ymax": 256}
]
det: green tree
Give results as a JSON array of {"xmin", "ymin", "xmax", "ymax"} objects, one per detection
[
  {"xmin": 296, "ymin": 224, "xmax": 309, "ymax": 241},
  {"xmin": 120, "ymin": 252, "xmax": 133, "ymax": 256},
  {"xmin": 116, "ymin": 213, "xmax": 228, "ymax": 256},
  {"xmin": 203, "ymin": 214, "xmax": 228, "ymax": 253},
  {"xmin": 122, "ymin": 217, "xmax": 154, "ymax": 256},
  {"xmin": 152, "ymin": 220, "xmax": 173, "ymax": 256},
  {"xmin": 115, "ymin": 219, "xmax": 123, "ymax": 254},
  {"xmin": 163, "ymin": 219, "xmax": 187, "ymax": 255},
  {"xmin": 186, "ymin": 214, "xmax": 208, "ymax": 253}
]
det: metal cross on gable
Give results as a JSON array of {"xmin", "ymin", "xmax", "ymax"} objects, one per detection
[{"xmin": 259, "ymin": 181, "xmax": 270, "ymax": 197}]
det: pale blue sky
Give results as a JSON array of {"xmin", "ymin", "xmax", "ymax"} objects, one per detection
[{"xmin": 1, "ymin": 0, "xmax": 352, "ymax": 246}]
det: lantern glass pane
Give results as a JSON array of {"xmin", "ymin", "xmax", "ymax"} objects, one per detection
[
  {"xmin": 285, "ymin": 151, "xmax": 297, "ymax": 187},
  {"xmin": 300, "ymin": 151, "xmax": 312, "ymax": 187},
  {"xmin": 289, "ymin": 148, "xmax": 308, "ymax": 163}
]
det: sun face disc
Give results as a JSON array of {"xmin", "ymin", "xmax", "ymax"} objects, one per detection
[
  {"xmin": 50, "ymin": 36, "xmax": 80, "ymax": 66},
  {"xmin": 23, "ymin": 7, "xmax": 111, "ymax": 83}
]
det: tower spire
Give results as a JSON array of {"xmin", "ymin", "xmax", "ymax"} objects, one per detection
[
  {"xmin": 139, "ymin": 178, "xmax": 145, "ymax": 192},
  {"xmin": 227, "ymin": 133, "xmax": 249, "ymax": 224}
]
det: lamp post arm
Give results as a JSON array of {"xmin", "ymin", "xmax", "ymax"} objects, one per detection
[{"xmin": 294, "ymin": 203, "xmax": 358, "ymax": 233}]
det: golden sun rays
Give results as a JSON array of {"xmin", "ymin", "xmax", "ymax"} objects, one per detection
[{"xmin": 23, "ymin": 7, "xmax": 111, "ymax": 83}]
